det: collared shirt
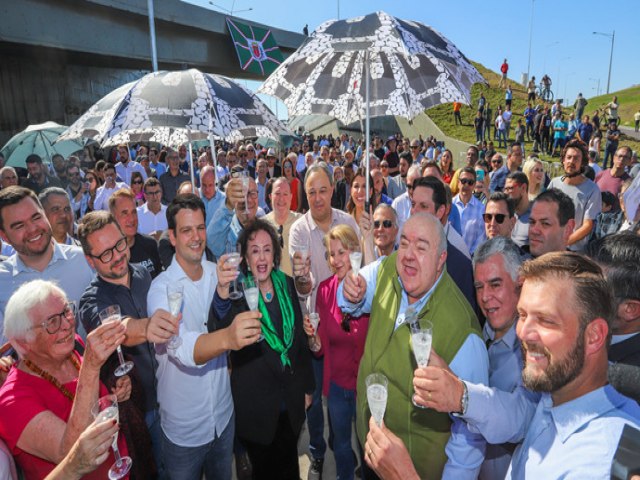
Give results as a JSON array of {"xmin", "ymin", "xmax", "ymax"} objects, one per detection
[
  {"xmin": 0, "ymin": 242, "xmax": 94, "ymax": 342},
  {"xmin": 453, "ymin": 194, "xmax": 486, "ymax": 255},
  {"xmin": 93, "ymin": 182, "xmax": 128, "ymax": 211},
  {"xmin": 150, "ymin": 161, "xmax": 166, "ymax": 178},
  {"xmin": 79, "ymin": 263, "xmax": 158, "ymax": 412},
  {"xmin": 507, "ymin": 386, "xmax": 640, "ymax": 478},
  {"xmin": 200, "ymin": 189, "xmax": 226, "ymax": 227},
  {"xmin": 147, "ymin": 256, "xmax": 233, "ymax": 447},
  {"xmin": 489, "ymin": 165, "xmax": 510, "ymax": 193},
  {"xmin": 481, "ymin": 322, "xmax": 523, "ymax": 480},
  {"xmin": 336, "ymin": 260, "xmax": 489, "ymax": 477},
  {"xmin": 392, "ymin": 192, "xmax": 411, "ymax": 229},
  {"xmin": 115, "ymin": 161, "xmax": 147, "ymax": 185},
  {"xmin": 137, "ymin": 203, "xmax": 168, "ymax": 236},
  {"xmin": 256, "ymin": 177, "xmax": 269, "ymax": 211},
  {"xmin": 289, "ymin": 208, "xmax": 360, "ymax": 310}
]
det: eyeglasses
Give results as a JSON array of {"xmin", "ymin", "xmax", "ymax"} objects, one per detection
[
  {"xmin": 90, "ymin": 237, "xmax": 128, "ymax": 263},
  {"xmin": 247, "ymin": 191, "xmax": 259, "ymax": 199},
  {"xmin": 503, "ymin": 184, "xmax": 521, "ymax": 193},
  {"xmin": 145, "ymin": 190, "xmax": 161, "ymax": 196},
  {"xmin": 459, "ymin": 178, "xmax": 475, "ymax": 186},
  {"xmin": 374, "ymin": 220, "xmax": 394, "ymax": 229},
  {"xmin": 482, "ymin": 213, "xmax": 507, "ymax": 224},
  {"xmin": 32, "ymin": 302, "xmax": 76, "ymax": 335},
  {"xmin": 277, "ymin": 225, "xmax": 284, "ymax": 248},
  {"xmin": 341, "ymin": 312, "xmax": 352, "ymax": 332}
]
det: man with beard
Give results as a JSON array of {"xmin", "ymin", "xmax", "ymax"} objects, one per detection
[
  {"xmin": 78, "ymin": 210, "xmax": 178, "ymax": 473},
  {"xmin": 109, "ymin": 188, "xmax": 162, "ymax": 278},
  {"xmin": 383, "ymin": 136, "xmax": 400, "ymax": 177},
  {"xmin": 39, "ymin": 188, "xmax": 79, "ymax": 246},
  {"xmin": 66, "ymin": 164, "xmax": 90, "ymax": 219},
  {"xmin": 115, "ymin": 143, "xmax": 147, "ymax": 185},
  {"xmin": 386, "ymin": 152, "xmax": 410, "ymax": 199},
  {"xmin": 0, "ymin": 186, "xmax": 93, "ymax": 340},
  {"xmin": 398, "ymin": 252, "xmax": 640, "ymax": 478},
  {"xmin": 548, "ymin": 140, "xmax": 601, "ymax": 252},
  {"xmin": 504, "ymin": 172, "xmax": 531, "ymax": 248},
  {"xmin": 22, "ymin": 154, "xmax": 62, "ymax": 194}
]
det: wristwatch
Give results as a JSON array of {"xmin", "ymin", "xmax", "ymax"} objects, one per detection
[{"xmin": 452, "ymin": 380, "xmax": 468, "ymax": 417}]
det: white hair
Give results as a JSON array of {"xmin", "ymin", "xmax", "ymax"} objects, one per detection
[
  {"xmin": 403, "ymin": 212, "xmax": 447, "ymax": 255},
  {"xmin": 4, "ymin": 280, "xmax": 67, "ymax": 349}
]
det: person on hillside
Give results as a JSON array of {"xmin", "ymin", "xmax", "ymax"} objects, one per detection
[
  {"xmin": 474, "ymin": 111, "xmax": 484, "ymax": 143},
  {"xmin": 634, "ymin": 108, "xmax": 640, "ymax": 132},
  {"xmin": 499, "ymin": 59, "xmax": 509, "ymax": 89},
  {"xmin": 577, "ymin": 115, "xmax": 594, "ymax": 145},
  {"xmin": 607, "ymin": 95, "xmax": 620, "ymax": 127},
  {"xmin": 541, "ymin": 74, "xmax": 552, "ymax": 98},
  {"xmin": 524, "ymin": 103, "xmax": 536, "ymax": 141},
  {"xmin": 551, "ymin": 113, "xmax": 568, "ymax": 157},
  {"xmin": 527, "ymin": 76, "xmax": 536, "ymax": 102},
  {"xmin": 483, "ymin": 103, "xmax": 493, "ymax": 141},
  {"xmin": 573, "ymin": 93, "xmax": 588, "ymax": 120},
  {"xmin": 603, "ymin": 119, "xmax": 621, "ymax": 169},
  {"xmin": 478, "ymin": 93, "xmax": 486, "ymax": 113},
  {"xmin": 505, "ymin": 85, "xmax": 513, "ymax": 109},
  {"xmin": 453, "ymin": 101, "xmax": 463, "ymax": 125}
]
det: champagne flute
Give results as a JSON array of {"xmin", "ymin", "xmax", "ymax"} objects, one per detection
[
  {"xmin": 308, "ymin": 312, "xmax": 320, "ymax": 333},
  {"xmin": 226, "ymin": 242, "xmax": 243, "ymax": 300},
  {"xmin": 366, "ymin": 373, "xmax": 388, "ymax": 426},
  {"xmin": 242, "ymin": 276, "xmax": 262, "ymax": 341},
  {"xmin": 91, "ymin": 394, "xmax": 133, "ymax": 480},
  {"xmin": 349, "ymin": 251, "xmax": 362, "ymax": 279},
  {"xmin": 241, "ymin": 171, "xmax": 250, "ymax": 215},
  {"xmin": 166, "ymin": 284, "xmax": 183, "ymax": 350},
  {"xmin": 410, "ymin": 320, "xmax": 433, "ymax": 408},
  {"xmin": 98, "ymin": 305, "xmax": 134, "ymax": 377},
  {"xmin": 293, "ymin": 245, "xmax": 310, "ymax": 286}
]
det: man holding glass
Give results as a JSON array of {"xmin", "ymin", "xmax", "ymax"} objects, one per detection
[
  {"xmin": 77, "ymin": 210, "xmax": 179, "ymax": 473},
  {"xmin": 338, "ymin": 212, "xmax": 488, "ymax": 479}
]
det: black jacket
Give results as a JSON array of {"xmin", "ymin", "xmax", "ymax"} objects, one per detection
[
  {"xmin": 609, "ymin": 335, "xmax": 640, "ymax": 403},
  {"xmin": 207, "ymin": 275, "xmax": 314, "ymax": 445}
]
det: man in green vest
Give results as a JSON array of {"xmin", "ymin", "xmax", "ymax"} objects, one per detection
[{"xmin": 338, "ymin": 212, "xmax": 488, "ymax": 479}]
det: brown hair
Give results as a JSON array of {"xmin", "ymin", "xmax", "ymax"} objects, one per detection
[{"xmin": 77, "ymin": 210, "xmax": 123, "ymax": 256}]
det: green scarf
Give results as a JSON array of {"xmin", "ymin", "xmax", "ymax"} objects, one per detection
[{"xmin": 253, "ymin": 270, "xmax": 295, "ymax": 368}]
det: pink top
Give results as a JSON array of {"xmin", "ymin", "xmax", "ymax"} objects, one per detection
[
  {"xmin": 315, "ymin": 274, "xmax": 370, "ymax": 396},
  {"xmin": 0, "ymin": 348, "xmax": 129, "ymax": 480}
]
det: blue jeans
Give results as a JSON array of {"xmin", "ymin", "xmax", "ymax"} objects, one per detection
[
  {"xmin": 145, "ymin": 408, "xmax": 164, "ymax": 478},
  {"xmin": 497, "ymin": 129, "xmax": 507, "ymax": 148},
  {"xmin": 161, "ymin": 414, "xmax": 234, "ymax": 480},
  {"xmin": 307, "ymin": 356, "xmax": 327, "ymax": 460},
  {"xmin": 328, "ymin": 383, "xmax": 356, "ymax": 480}
]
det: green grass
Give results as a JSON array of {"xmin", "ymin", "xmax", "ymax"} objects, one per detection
[
  {"xmin": 585, "ymin": 85, "xmax": 640, "ymax": 128},
  {"xmin": 427, "ymin": 62, "xmax": 640, "ymax": 160}
]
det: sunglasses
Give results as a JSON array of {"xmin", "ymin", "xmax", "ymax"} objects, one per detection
[
  {"xmin": 341, "ymin": 312, "xmax": 352, "ymax": 332},
  {"xmin": 374, "ymin": 220, "xmax": 394, "ymax": 229},
  {"xmin": 132, "ymin": 180, "xmax": 143, "ymax": 185},
  {"xmin": 482, "ymin": 213, "xmax": 507, "ymax": 224},
  {"xmin": 410, "ymin": 145, "xmax": 420, "ymax": 149},
  {"xmin": 491, "ymin": 160, "xmax": 503, "ymax": 165},
  {"xmin": 460, "ymin": 178, "xmax": 475, "ymax": 186},
  {"xmin": 278, "ymin": 225, "xmax": 284, "ymax": 248}
]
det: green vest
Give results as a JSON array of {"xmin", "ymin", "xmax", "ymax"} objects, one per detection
[{"xmin": 356, "ymin": 252, "xmax": 481, "ymax": 478}]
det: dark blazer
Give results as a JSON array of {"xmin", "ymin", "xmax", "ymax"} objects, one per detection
[
  {"xmin": 609, "ymin": 334, "xmax": 640, "ymax": 403},
  {"xmin": 266, "ymin": 165, "xmax": 282, "ymax": 179},
  {"xmin": 208, "ymin": 275, "xmax": 315, "ymax": 445}
]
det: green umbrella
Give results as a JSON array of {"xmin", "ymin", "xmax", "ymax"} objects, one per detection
[{"xmin": 1, "ymin": 121, "xmax": 86, "ymax": 168}]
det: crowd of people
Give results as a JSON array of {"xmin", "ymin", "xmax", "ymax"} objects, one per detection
[{"xmin": 0, "ymin": 127, "xmax": 639, "ymax": 480}]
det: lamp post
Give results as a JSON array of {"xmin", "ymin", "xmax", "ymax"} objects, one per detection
[
  {"xmin": 526, "ymin": 0, "xmax": 535, "ymax": 82},
  {"xmin": 593, "ymin": 30, "xmax": 615, "ymax": 94},
  {"xmin": 147, "ymin": 0, "xmax": 158, "ymax": 72}
]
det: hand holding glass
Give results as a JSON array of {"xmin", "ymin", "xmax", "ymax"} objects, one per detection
[
  {"xmin": 366, "ymin": 373, "xmax": 388, "ymax": 426},
  {"xmin": 349, "ymin": 251, "xmax": 362, "ymax": 279},
  {"xmin": 91, "ymin": 394, "xmax": 132, "ymax": 480},
  {"xmin": 242, "ymin": 277, "xmax": 262, "ymax": 341},
  {"xmin": 166, "ymin": 284, "xmax": 183, "ymax": 350},
  {"xmin": 226, "ymin": 242, "xmax": 243, "ymax": 300},
  {"xmin": 98, "ymin": 305, "xmax": 134, "ymax": 377},
  {"xmin": 411, "ymin": 320, "xmax": 433, "ymax": 408}
]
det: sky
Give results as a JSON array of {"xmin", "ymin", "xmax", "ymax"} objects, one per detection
[{"xmin": 183, "ymin": 0, "xmax": 639, "ymax": 119}]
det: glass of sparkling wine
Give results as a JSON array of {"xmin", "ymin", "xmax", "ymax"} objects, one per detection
[
  {"xmin": 91, "ymin": 394, "xmax": 133, "ymax": 480},
  {"xmin": 98, "ymin": 305, "xmax": 134, "ymax": 377},
  {"xmin": 241, "ymin": 171, "xmax": 250, "ymax": 214},
  {"xmin": 308, "ymin": 312, "xmax": 320, "ymax": 333},
  {"xmin": 411, "ymin": 320, "xmax": 433, "ymax": 408},
  {"xmin": 294, "ymin": 246, "xmax": 310, "ymax": 285},
  {"xmin": 226, "ymin": 242, "xmax": 243, "ymax": 300},
  {"xmin": 166, "ymin": 284, "xmax": 183, "ymax": 350},
  {"xmin": 349, "ymin": 251, "xmax": 362, "ymax": 279},
  {"xmin": 242, "ymin": 277, "xmax": 262, "ymax": 341},
  {"xmin": 366, "ymin": 373, "xmax": 388, "ymax": 426}
]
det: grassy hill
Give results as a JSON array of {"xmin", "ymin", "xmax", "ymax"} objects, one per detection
[
  {"xmin": 585, "ymin": 85, "xmax": 640, "ymax": 127},
  {"xmin": 428, "ymin": 62, "xmax": 640, "ymax": 159}
]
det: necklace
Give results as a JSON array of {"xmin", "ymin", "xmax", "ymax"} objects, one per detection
[{"xmin": 23, "ymin": 355, "xmax": 81, "ymax": 402}]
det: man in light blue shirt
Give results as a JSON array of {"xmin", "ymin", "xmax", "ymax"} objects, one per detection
[
  {"xmin": 199, "ymin": 166, "xmax": 225, "ymax": 227},
  {"xmin": 0, "ymin": 187, "xmax": 93, "ymax": 341},
  {"xmin": 453, "ymin": 167, "xmax": 486, "ymax": 255},
  {"xmin": 405, "ymin": 252, "xmax": 640, "ymax": 479},
  {"xmin": 472, "ymin": 237, "xmax": 524, "ymax": 480}
]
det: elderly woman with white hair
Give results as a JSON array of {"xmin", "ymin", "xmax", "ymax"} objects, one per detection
[{"xmin": 0, "ymin": 279, "xmax": 131, "ymax": 480}]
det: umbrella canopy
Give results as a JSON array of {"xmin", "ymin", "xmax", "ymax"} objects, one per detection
[
  {"xmin": 57, "ymin": 69, "xmax": 291, "ymax": 148},
  {"xmin": 1, "ymin": 122, "xmax": 86, "ymax": 168},
  {"xmin": 258, "ymin": 11, "xmax": 485, "ymax": 126}
]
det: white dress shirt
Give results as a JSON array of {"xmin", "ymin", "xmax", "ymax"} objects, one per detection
[{"xmin": 137, "ymin": 203, "xmax": 168, "ymax": 235}]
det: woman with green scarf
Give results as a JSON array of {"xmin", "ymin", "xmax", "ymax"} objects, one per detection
[{"xmin": 208, "ymin": 218, "xmax": 314, "ymax": 479}]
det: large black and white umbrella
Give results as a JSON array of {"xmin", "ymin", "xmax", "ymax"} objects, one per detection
[
  {"xmin": 259, "ymin": 11, "xmax": 484, "ymax": 125},
  {"xmin": 258, "ymin": 11, "xmax": 484, "ymax": 199},
  {"xmin": 58, "ymin": 69, "xmax": 289, "ymax": 147}
]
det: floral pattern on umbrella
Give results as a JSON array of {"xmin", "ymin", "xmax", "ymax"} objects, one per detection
[{"xmin": 258, "ymin": 11, "xmax": 485, "ymax": 126}]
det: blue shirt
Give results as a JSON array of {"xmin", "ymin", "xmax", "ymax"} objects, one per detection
[
  {"xmin": 206, "ymin": 204, "xmax": 243, "ymax": 260},
  {"xmin": 481, "ymin": 322, "xmax": 523, "ymax": 480},
  {"xmin": 452, "ymin": 195, "xmax": 486, "ymax": 255},
  {"xmin": 490, "ymin": 165, "xmax": 509, "ymax": 193},
  {"xmin": 337, "ymin": 260, "xmax": 490, "ymax": 478},
  {"xmin": 200, "ymin": 189, "xmax": 226, "ymax": 227},
  {"xmin": 0, "ymin": 242, "xmax": 94, "ymax": 342}
]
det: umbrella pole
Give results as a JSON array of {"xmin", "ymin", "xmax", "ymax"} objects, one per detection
[
  {"xmin": 209, "ymin": 110, "xmax": 217, "ymax": 173},
  {"xmin": 365, "ymin": 50, "xmax": 371, "ymax": 211},
  {"xmin": 187, "ymin": 132, "xmax": 196, "ymax": 195}
]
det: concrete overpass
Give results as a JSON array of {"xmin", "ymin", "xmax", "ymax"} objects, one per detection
[{"xmin": 0, "ymin": 0, "xmax": 306, "ymax": 144}]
